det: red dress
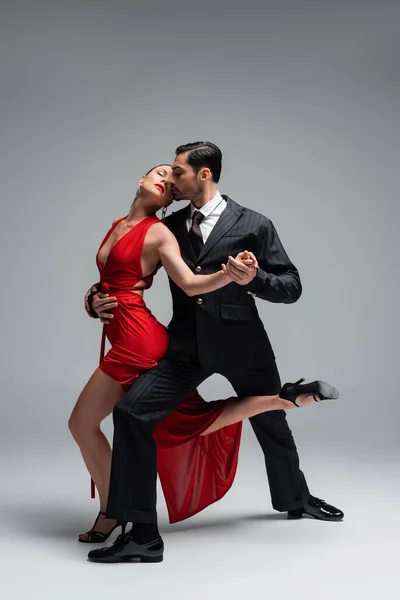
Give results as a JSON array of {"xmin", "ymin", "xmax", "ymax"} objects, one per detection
[{"xmin": 96, "ymin": 216, "xmax": 242, "ymax": 523}]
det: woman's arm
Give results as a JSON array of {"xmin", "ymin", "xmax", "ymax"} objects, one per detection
[{"xmin": 156, "ymin": 225, "xmax": 233, "ymax": 296}]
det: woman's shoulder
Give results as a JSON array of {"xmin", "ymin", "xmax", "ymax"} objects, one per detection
[
  {"xmin": 147, "ymin": 218, "xmax": 168, "ymax": 233},
  {"xmin": 146, "ymin": 219, "xmax": 175, "ymax": 243}
]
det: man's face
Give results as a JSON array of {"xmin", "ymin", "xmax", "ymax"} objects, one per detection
[{"xmin": 166, "ymin": 152, "xmax": 201, "ymax": 202}]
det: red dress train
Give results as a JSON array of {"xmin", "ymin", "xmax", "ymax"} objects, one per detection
[{"xmin": 95, "ymin": 216, "xmax": 242, "ymax": 523}]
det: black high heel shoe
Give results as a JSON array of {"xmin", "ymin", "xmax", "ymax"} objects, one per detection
[
  {"xmin": 280, "ymin": 378, "xmax": 339, "ymax": 407},
  {"xmin": 78, "ymin": 511, "xmax": 126, "ymax": 544}
]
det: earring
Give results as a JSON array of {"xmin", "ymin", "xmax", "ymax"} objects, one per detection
[{"xmin": 161, "ymin": 206, "xmax": 167, "ymax": 221}]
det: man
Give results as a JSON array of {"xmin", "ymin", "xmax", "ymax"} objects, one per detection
[{"xmin": 85, "ymin": 142, "xmax": 343, "ymax": 564}]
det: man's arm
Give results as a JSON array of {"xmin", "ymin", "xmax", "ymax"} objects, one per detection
[
  {"xmin": 84, "ymin": 283, "xmax": 102, "ymax": 318},
  {"xmin": 84, "ymin": 217, "xmax": 123, "ymax": 319},
  {"xmin": 227, "ymin": 217, "xmax": 302, "ymax": 304},
  {"xmin": 245, "ymin": 218, "xmax": 302, "ymax": 303}
]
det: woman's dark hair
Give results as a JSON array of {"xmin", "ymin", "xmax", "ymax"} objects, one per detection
[
  {"xmin": 175, "ymin": 142, "xmax": 222, "ymax": 183},
  {"xmin": 145, "ymin": 164, "xmax": 170, "ymax": 175}
]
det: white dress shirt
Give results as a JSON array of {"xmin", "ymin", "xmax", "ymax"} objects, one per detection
[{"xmin": 186, "ymin": 191, "xmax": 227, "ymax": 243}]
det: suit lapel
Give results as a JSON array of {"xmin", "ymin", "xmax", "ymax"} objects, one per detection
[
  {"xmin": 171, "ymin": 204, "xmax": 197, "ymax": 263},
  {"xmin": 197, "ymin": 196, "xmax": 244, "ymax": 262}
]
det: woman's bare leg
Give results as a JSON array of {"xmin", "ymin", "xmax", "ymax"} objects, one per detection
[
  {"xmin": 68, "ymin": 368, "xmax": 124, "ymax": 537},
  {"xmin": 201, "ymin": 392, "xmax": 319, "ymax": 435}
]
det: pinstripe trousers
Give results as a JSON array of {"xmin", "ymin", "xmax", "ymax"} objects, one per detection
[{"xmin": 106, "ymin": 357, "xmax": 309, "ymax": 524}]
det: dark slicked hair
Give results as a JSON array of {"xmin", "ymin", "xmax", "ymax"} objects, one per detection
[{"xmin": 175, "ymin": 141, "xmax": 222, "ymax": 183}]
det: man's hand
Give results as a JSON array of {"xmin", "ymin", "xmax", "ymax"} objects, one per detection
[
  {"xmin": 224, "ymin": 250, "xmax": 258, "ymax": 286},
  {"xmin": 92, "ymin": 292, "xmax": 118, "ymax": 324},
  {"xmin": 84, "ymin": 284, "xmax": 101, "ymax": 316}
]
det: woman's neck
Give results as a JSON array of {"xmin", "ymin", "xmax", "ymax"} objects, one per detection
[{"xmin": 126, "ymin": 194, "xmax": 156, "ymax": 223}]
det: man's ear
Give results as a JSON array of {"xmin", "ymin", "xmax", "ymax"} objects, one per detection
[{"xmin": 199, "ymin": 167, "xmax": 211, "ymax": 181}]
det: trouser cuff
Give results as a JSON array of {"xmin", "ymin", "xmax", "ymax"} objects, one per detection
[
  {"xmin": 272, "ymin": 494, "xmax": 311, "ymax": 512},
  {"xmin": 105, "ymin": 505, "xmax": 158, "ymax": 524}
]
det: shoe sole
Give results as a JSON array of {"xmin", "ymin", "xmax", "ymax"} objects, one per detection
[
  {"xmin": 316, "ymin": 381, "xmax": 339, "ymax": 400},
  {"xmin": 287, "ymin": 512, "xmax": 344, "ymax": 521},
  {"xmin": 79, "ymin": 537, "xmax": 109, "ymax": 544},
  {"xmin": 88, "ymin": 555, "xmax": 163, "ymax": 563}
]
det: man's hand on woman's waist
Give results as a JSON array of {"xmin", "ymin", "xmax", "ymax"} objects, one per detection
[{"xmin": 84, "ymin": 283, "xmax": 118, "ymax": 324}]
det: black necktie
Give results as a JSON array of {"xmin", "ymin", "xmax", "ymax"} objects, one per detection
[{"xmin": 189, "ymin": 210, "xmax": 205, "ymax": 257}]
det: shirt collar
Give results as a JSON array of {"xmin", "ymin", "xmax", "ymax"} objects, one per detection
[{"xmin": 190, "ymin": 191, "xmax": 223, "ymax": 219}]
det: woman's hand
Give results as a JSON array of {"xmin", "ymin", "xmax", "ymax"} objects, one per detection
[{"xmin": 236, "ymin": 250, "xmax": 258, "ymax": 269}]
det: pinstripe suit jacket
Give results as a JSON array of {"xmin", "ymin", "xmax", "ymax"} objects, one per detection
[{"xmin": 163, "ymin": 196, "xmax": 302, "ymax": 371}]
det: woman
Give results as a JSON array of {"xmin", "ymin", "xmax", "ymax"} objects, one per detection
[{"xmin": 70, "ymin": 164, "xmax": 339, "ymax": 542}]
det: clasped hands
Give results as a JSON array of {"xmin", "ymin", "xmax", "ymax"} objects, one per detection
[
  {"xmin": 85, "ymin": 251, "xmax": 259, "ymax": 324},
  {"xmin": 222, "ymin": 250, "xmax": 258, "ymax": 285}
]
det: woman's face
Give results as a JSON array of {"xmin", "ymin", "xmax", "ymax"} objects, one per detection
[{"xmin": 139, "ymin": 165, "xmax": 173, "ymax": 207}]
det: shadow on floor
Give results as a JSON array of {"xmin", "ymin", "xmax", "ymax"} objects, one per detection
[
  {"xmin": 0, "ymin": 503, "xmax": 285, "ymax": 539},
  {"xmin": 166, "ymin": 512, "xmax": 285, "ymax": 534}
]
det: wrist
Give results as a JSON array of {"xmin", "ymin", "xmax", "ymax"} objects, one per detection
[
  {"xmin": 222, "ymin": 270, "xmax": 234, "ymax": 283},
  {"xmin": 87, "ymin": 289, "xmax": 101, "ymax": 319},
  {"xmin": 245, "ymin": 267, "xmax": 265, "ymax": 293}
]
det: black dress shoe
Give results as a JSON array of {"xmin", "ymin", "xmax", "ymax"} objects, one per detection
[
  {"xmin": 87, "ymin": 531, "xmax": 164, "ymax": 563},
  {"xmin": 280, "ymin": 378, "xmax": 339, "ymax": 407},
  {"xmin": 287, "ymin": 496, "xmax": 344, "ymax": 521}
]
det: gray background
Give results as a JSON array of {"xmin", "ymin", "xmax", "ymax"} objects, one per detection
[{"xmin": 0, "ymin": 1, "xmax": 399, "ymax": 598}]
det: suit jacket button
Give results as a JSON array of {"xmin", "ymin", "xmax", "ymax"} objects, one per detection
[
  {"xmin": 197, "ymin": 298, "xmax": 203, "ymax": 305},
  {"xmin": 195, "ymin": 266, "xmax": 202, "ymax": 272}
]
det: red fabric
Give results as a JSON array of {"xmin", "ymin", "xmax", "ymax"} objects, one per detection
[{"xmin": 96, "ymin": 216, "xmax": 242, "ymax": 523}]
